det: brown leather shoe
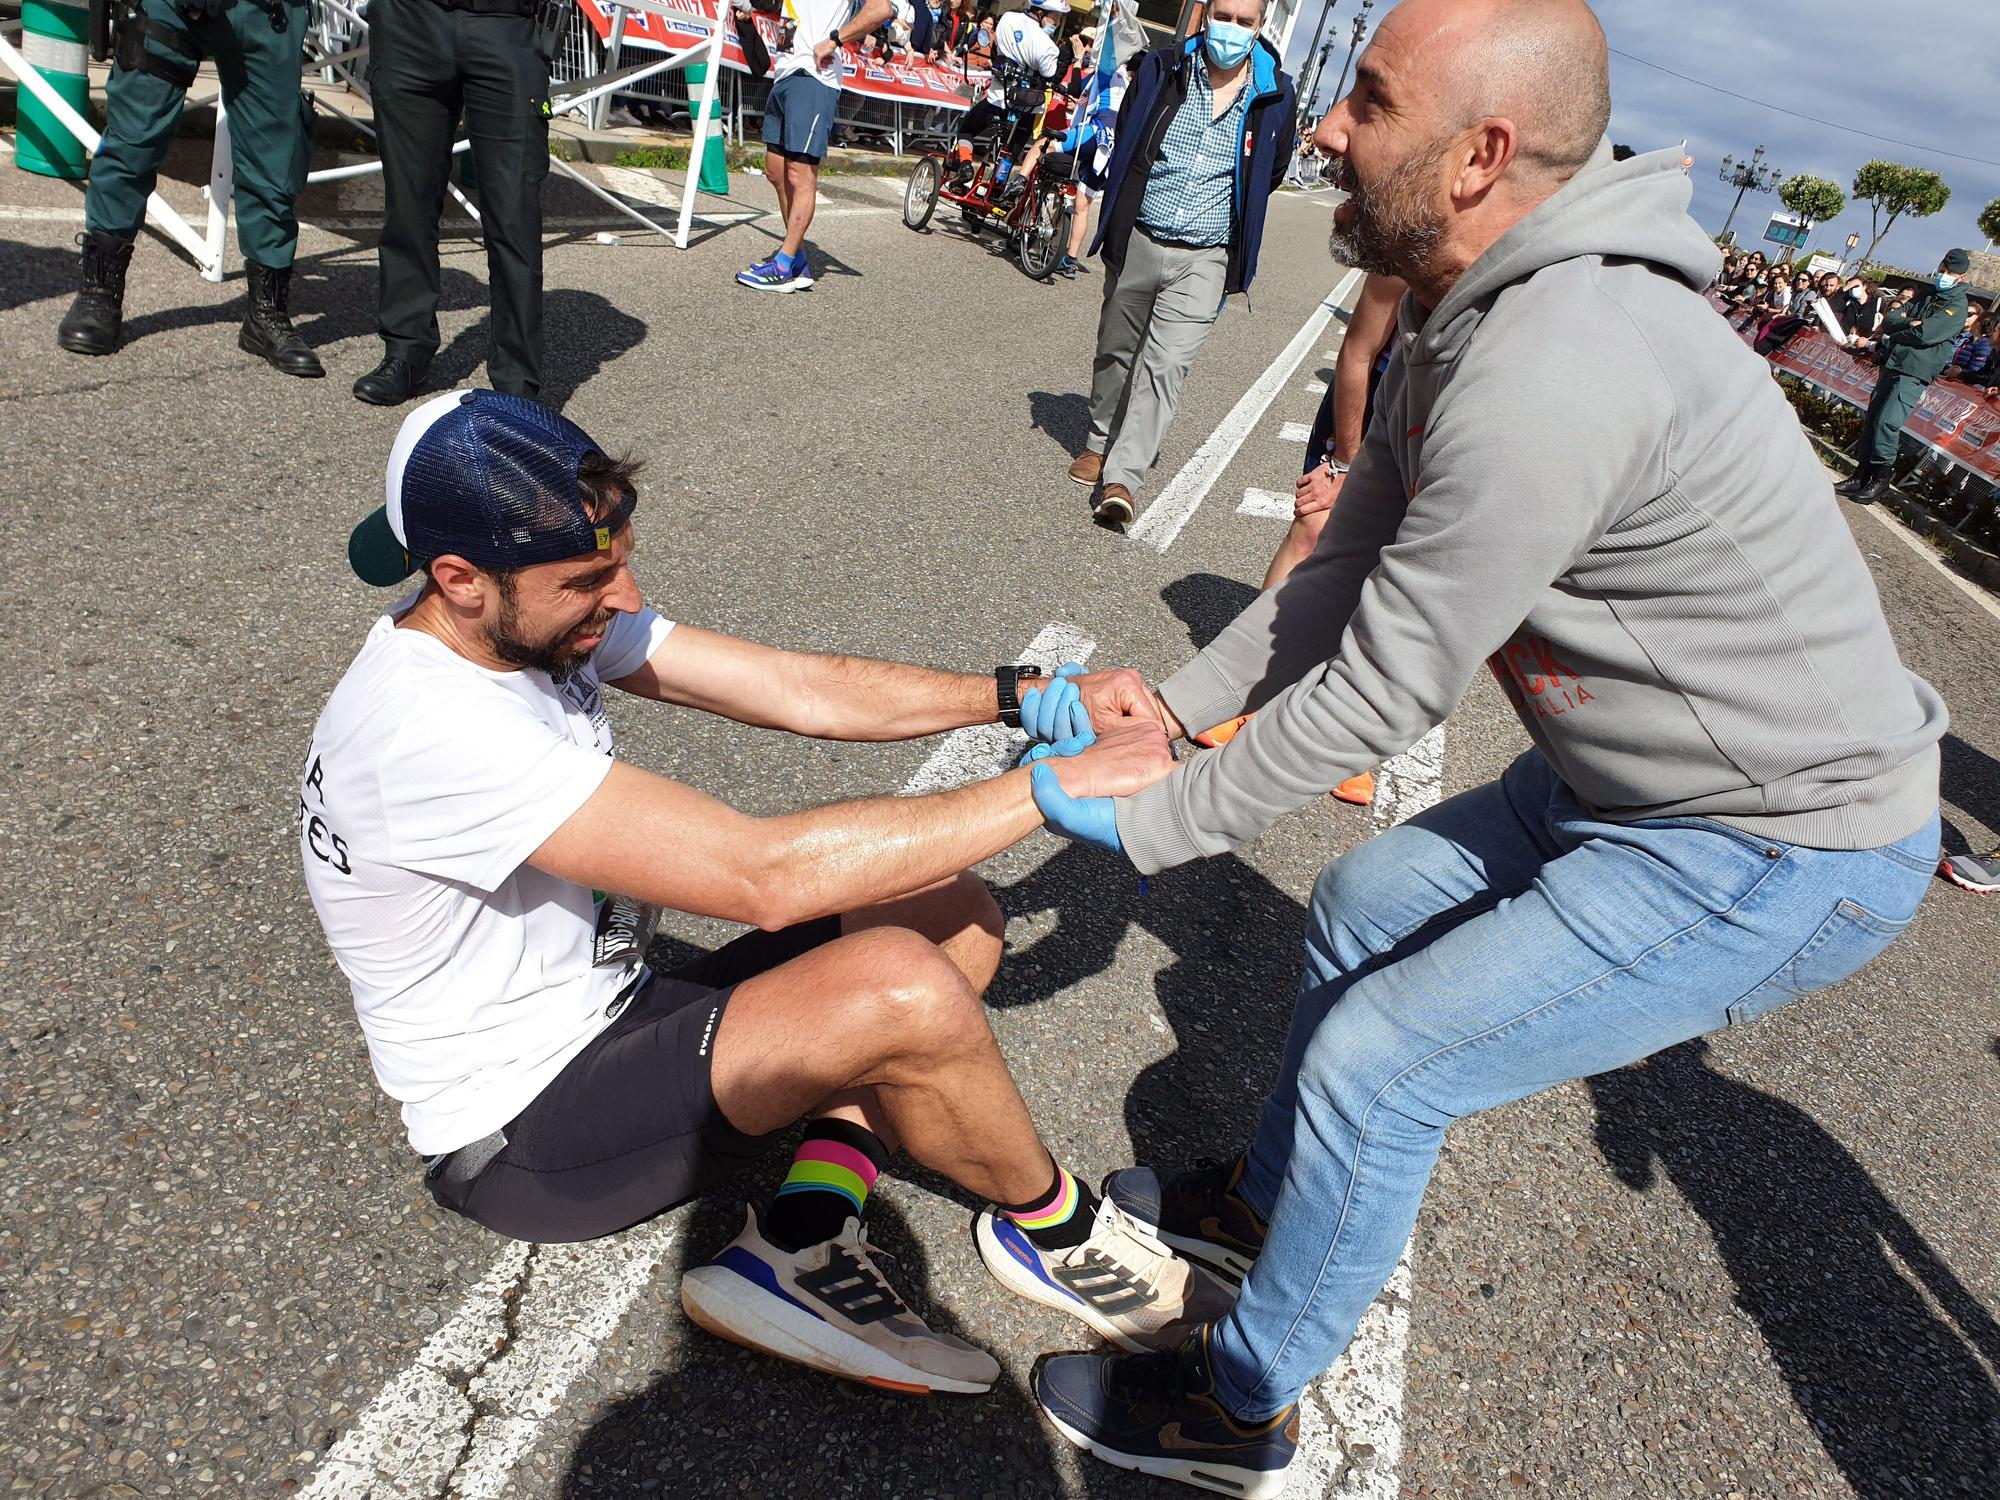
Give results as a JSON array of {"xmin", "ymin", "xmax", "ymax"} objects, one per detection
[
  {"xmin": 1094, "ymin": 483, "xmax": 1135, "ymax": 525},
  {"xmin": 1068, "ymin": 449, "xmax": 1105, "ymax": 486}
]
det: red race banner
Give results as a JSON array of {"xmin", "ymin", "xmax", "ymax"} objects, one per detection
[
  {"xmin": 1709, "ymin": 291, "xmax": 2000, "ymax": 486},
  {"xmin": 570, "ymin": 0, "xmax": 988, "ymax": 110}
]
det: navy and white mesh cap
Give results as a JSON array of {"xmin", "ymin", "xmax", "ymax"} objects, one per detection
[{"xmin": 347, "ymin": 390, "xmax": 638, "ymax": 586}]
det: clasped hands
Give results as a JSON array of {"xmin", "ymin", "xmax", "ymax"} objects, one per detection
[{"xmin": 1015, "ymin": 666, "xmax": 1185, "ymax": 854}]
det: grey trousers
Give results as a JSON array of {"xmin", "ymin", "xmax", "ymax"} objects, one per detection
[{"xmin": 1088, "ymin": 231, "xmax": 1229, "ymax": 496}]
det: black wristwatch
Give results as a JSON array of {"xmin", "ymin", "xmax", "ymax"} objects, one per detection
[{"xmin": 995, "ymin": 664, "xmax": 1045, "ymax": 727}]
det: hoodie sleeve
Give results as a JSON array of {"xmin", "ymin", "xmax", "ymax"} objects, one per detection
[{"xmin": 1116, "ymin": 293, "xmax": 1667, "ymax": 873}]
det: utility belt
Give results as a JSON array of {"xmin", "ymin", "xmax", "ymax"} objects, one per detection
[{"xmin": 94, "ymin": 0, "xmax": 292, "ymax": 86}]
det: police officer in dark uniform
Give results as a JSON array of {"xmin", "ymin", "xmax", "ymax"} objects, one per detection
[
  {"xmin": 1837, "ymin": 248, "xmax": 1974, "ymax": 505},
  {"xmin": 56, "ymin": 0, "xmax": 321, "ymax": 376},
  {"xmin": 351, "ymin": 0, "xmax": 556, "ymax": 405}
]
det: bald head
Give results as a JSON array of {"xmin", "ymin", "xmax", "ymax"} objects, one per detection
[{"xmin": 1381, "ymin": 0, "xmax": 1610, "ymax": 185}]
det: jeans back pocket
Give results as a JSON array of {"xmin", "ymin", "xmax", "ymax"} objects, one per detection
[{"xmin": 1726, "ymin": 899, "xmax": 1912, "ymax": 1028}]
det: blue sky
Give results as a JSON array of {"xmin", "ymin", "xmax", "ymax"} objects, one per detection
[{"xmin": 1283, "ymin": 0, "xmax": 2000, "ymax": 274}]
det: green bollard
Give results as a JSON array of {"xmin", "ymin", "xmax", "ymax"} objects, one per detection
[
  {"xmin": 687, "ymin": 60, "xmax": 729, "ymax": 197},
  {"xmin": 15, "ymin": 0, "xmax": 92, "ymax": 179}
]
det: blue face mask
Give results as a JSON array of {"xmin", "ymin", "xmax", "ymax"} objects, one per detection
[
  {"xmin": 1204, "ymin": 18, "xmax": 1255, "ymax": 68},
  {"xmin": 1935, "ymin": 272, "xmax": 1958, "ymax": 291}
]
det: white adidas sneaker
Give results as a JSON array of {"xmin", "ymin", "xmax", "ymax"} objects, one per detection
[
  {"xmin": 974, "ymin": 1197, "xmax": 1234, "ymax": 1353},
  {"xmin": 681, "ymin": 1206, "xmax": 999, "ymax": 1395}
]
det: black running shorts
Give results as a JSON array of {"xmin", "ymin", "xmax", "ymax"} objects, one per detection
[{"xmin": 426, "ymin": 918, "xmax": 841, "ymax": 1243}]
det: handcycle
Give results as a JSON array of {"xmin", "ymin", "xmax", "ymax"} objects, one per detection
[{"xmin": 901, "ymin": 84, "xmax": 1076, "ymax": 282}]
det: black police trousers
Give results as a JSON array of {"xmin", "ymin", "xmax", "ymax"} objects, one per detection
[{"xmin": 368, "ymin": 0, "xmax": 549, "ymax": 397}]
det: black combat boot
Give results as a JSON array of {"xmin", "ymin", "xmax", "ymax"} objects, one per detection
[
  {"xmin": 56, "ymin": 231, "xmax": 136, "ymax": 356},
  {"xmin": 1850, "ymin": 470, "xmax": 1893, "ymax": 506},
  {"xmin": 1833, "ymin": 461, "xmax": 1874, "ymax": 497},
  {"xmin": 238, "ymin": 260, "xmax": 325, "ymax": 378}
]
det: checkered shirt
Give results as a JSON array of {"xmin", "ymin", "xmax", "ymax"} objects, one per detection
[{"xmin": 1137, "ymin": 53, "xmax": 1249, "ymax": 249}]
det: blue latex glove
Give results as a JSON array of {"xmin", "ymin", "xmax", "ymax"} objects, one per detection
[
  {"xmin": 1026, "ymin": 748, "xmax": 1123, "ymax": 854},
  {"xmin": 1020, "ymin": 663, "xmax": 1089, "ymax": 746}
]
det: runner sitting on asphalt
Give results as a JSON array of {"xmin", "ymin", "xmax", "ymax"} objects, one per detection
[
  {"xmin": 1015, "ymin": 0, "xmax": 1946, "ymax": 1491},
  {"xmin": 299, "ymin": 390, "xmax": 1228, "ymax": 1397}
]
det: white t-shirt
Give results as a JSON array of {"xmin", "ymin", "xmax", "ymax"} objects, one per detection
[
  {"xmin": 300, "ymin": 599, "xmax": 674, "ymax": 1156},
  {"xmin": 774, "ymin": 0, "xmax": 860, "ymax": 86},
  {"xmin": 982, "ymin": 10, "xmax": 1058, "ymax": 105}
]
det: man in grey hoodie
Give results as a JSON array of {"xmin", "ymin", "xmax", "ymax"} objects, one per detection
[{"xmin": 1013, "ymin": 0, "xmax": 1946, "ymax": 1492}]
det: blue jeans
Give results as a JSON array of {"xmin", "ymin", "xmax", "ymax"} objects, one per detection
[{"xmin": 1208, "ymin": 749, "xmax": 1939, "ymax": 1420}]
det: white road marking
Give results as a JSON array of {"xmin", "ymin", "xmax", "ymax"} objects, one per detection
[
  {"xmin": 1238, "ymin": 488, "xmax": 1297, "ymax": 520},
  {"xmin": 1129, "ymin": 266, "xmax": 1365, "ymax": 551},
  {"xmin": 1853, "ymin": 501, "xmax": 2000, "ymax": 623},
  {"xmin": 1278, "ymin": 421, "xmax": 1313, "ymax": 443},
  {"xmin": 1304, "ymin": 380, "xmax": 1328, "ymax": 394},
  {"xmin": 901, "ymin": 623, "xmax": 1098, "ymax": 795},
  {"xmin": 300, "ymin": 621, "xmax": 1092, "ymax": 1500},
  {"xmin": 1287, "ymin": 723, "xmax": 1443, "ymax": 1498}
]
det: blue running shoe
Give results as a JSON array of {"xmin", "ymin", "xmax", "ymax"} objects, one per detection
[
  {"xmin": 1035, "ymin": 1328, "xmax": 1299, "ymax": 1499},
  {"xmin": 974, "ymin": 1197, "xmax": 1232, "ymax": 1353},
  {"xmin": 735, "ymin": 253, "xmax": 815, "ymax": 292}
]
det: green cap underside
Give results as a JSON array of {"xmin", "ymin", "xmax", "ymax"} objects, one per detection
[{"xmin": 349, "ymin": 507, "xmax": 418, "ymax": 587}]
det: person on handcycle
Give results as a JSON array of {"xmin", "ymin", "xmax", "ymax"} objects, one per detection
[{"xmin": 950, "ymin": 0, "xmax": 1066, "ymax": 201}]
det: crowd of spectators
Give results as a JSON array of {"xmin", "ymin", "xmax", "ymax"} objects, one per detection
[{"xmin": 1710, "ymin": 249, "xmax": 2000, "ymax": 394}]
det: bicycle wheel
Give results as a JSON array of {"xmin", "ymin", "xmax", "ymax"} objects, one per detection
[
  {"xmin": 1017, "ymin": 183, "xmax": 1071, "ymax": 281},
  {"xmin": 904, "ymin": 155, "xmax": 942, "ymax": 231}
]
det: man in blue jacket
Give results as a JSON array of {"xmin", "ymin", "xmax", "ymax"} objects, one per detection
[{"xmin": 1065, "ymin": 0, "xmax": 1295, "ymax": 525}]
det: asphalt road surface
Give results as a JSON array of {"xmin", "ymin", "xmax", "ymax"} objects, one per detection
[{"xmin": 2, "ymin": 141, "xmax": 1997, "ymax": 1500}]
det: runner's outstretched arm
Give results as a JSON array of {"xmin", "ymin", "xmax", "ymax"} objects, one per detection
[
  {"xmin": 611, "ymin": 623, "xmax": 1053, "ymax": 741},
  {"xmin": 528, "ymin": 719, "xmax": 1171, "ymax": 928}
]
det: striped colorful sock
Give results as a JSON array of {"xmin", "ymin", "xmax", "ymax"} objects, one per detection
[
  {"xmin": 761, "ymin": 1119, "xmax": 888, "ymax": 1253},
  {"xmin": 999, "ymin": 1158, "xmax": 1099, "ymax": 1251}
]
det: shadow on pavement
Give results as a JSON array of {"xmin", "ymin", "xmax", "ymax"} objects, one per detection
[
  {"xmin": 0, "ymin": 237, "xmax": 85, "ymax": 313},
  {"xmin": 109, "ymin": 255, "xmax": 486, "ymax": 352},
  {"xmin": 1588, "ymin": 1040, "xmax": 2000, "ymax": 1499},
  {"xmin": 1162, "ymin": 572, "xmax": 1260, "ymax": 652},
  {"xmin": 557, "ymin": 1184, "xmax": 1077, "ymax": 1500},
  {"xmin": 990, "ymin": 843, "xmax": 1309, "ymax": 1179},
  {"xmin": 1027, "ymin": 389, "xmax": 1093, "ymax": 457},
  {"xmin": 1940, "ymin": 731, "xmax": 2000, "ymax": 854}
]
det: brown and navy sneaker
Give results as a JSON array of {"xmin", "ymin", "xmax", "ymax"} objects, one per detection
[
  {"xmin": 1103, "ymin": 1157, "xmax": 1266, "ymax": 1287},
  {"xmin": 1035, "ymin": 1325, "xmax": 1299, "ymax": 1499}
]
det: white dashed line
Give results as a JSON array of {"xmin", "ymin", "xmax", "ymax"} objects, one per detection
[
  {"xmin": 1286, "ymin": 723, "xmax": 1443, "ymax": 1498},
  {"xmin": 1128, "ymin": 266, "xmax": 1365, "ymax": 551},
  {"xmin": 301, "ymin": 622, "xmax": 1093, "ymax": 1499},
  {"xmin": 1278, "ymin": 421, "xmax": 1313, "ymax": 443},
  {"xmin": 1304, "ymin": 379, "xmax": 1328, "ymax": 394},
  {"xmin": 1238, "ymin": 488, "xmax": 1297, "ymax": 520}
]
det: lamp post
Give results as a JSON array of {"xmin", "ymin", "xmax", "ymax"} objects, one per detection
[
  {"xmin": 1329, "ymin": 0, "xmax": 1372, "ymax": 107},
  {"xmin": 1293, "ymin": 0, "xmax": 1340, "ymax": 124},
  {"xmin": 1717, "ymin": 145, "xmax": 1780, "ymax": 246},
  {"xmin": 1843, "ymin": 231, "xmax": 1861, "ymax": 275}
]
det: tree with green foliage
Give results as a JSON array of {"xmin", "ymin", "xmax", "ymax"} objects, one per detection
[
  {"xmin": 1980, "ymin": 196, "xmax": 2000, "ymax": 250},
  {"xmin": 1778, "ymin": 174, "xmax": 1844, "ymax": 240},
  {"xmin": 1850, "ymin": 160, "xmax": 1951, "ymax": 266}
]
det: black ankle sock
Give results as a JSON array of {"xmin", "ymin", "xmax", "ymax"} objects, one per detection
[
  {"xmin": 998, "ymin": 1159, "xmax": 1101, "ymax": 1252},
  {"xmin": 761, "ymin": 1118, "xmax": 890, "ymax": 1254}
]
